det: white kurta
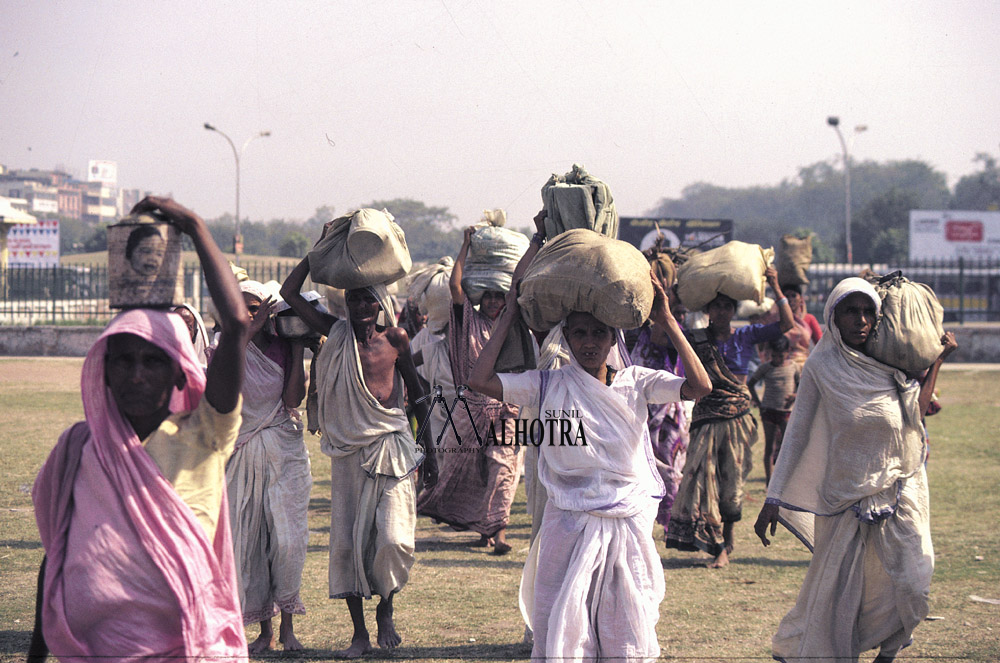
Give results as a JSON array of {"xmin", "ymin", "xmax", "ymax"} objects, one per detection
[{"xmin": 501, "ymin": 358, "xmax": 685, "ymax": 661}]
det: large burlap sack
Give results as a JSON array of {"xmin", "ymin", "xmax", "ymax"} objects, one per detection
[
  {"xmin": 461, "ymin": 214, "xmax": 530, "ymax": 305},
  {"xmin": 518, "ymin": 228, "xmax": 653, "ymax": 332},
  {"xmin": 541, "ymin": 164, "xmax": 618, "ymax": 239},
  {"xmin": 865, "ymin": 272, "xmax": 945, "ymax": 372},
  {"xmin": 406, "ymin": 257, "xmax": 454, "ymax": 334},
  {"xmin": 307, "ymin": 208, "xmax": 411, "ymax": 289},
  {"xmin": 676, "ymin": 241, "xmax": 774, "ymax": 312},
  {"xmin": 777, "ymin": 234, "xmax": 812, "ymax": 286}
]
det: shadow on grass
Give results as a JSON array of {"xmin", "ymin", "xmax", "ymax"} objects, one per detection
[
  {"xmin": 0, "ymin": 540, "xmax": 42, "ymax": 550},
  {"xmin": 417, "ymin": 557, "xmax": 524, "ymax": 570},
  {"xmin": 253, "ymin": 642, "xmax": 532, "ymax": 660},
  {"xmin": 415, "ymin": 539, "xmax": 483, "ymax": 553},
  {"xmin": 0, "ymin": 630, "xmax": 30, "ymax": 655},
  {"xmin": 660, "ymin": 555, "xmax": 808, "ymax": 570}
]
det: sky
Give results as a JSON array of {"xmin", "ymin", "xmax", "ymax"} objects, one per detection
[{"xmin": 3, "ymin": 1, "xmax": 999, "ymax": 231}]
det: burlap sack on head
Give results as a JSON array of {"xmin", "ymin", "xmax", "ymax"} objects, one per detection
[
  {"xmin": 518, "ymin": 228, "xmax": 653, "ymax": 332},
  {"xmin": 865, "ymin": 272, "xmax": 945, "ymax": 372},
  {"xmin": 307, "ymin": 208, "xmax": 412, "ymax": 289},
  {"xmin": 646, "ymin": 250, "xmax": 678, "ymax": 289},
  {"xmin": 777, "ymin": 234, "xmax": 812, "ymax": 286},
  {"xmin": 541, "ymin": 164, "xmax": 618, "ymax": 239},
  {"xmin": 676, "ymin": 241, "xmax": 774, "ymax": 312},
  {"xmin": 460, "ymin": 212, "xmax": 530, "ymax": 305},
  {"xmin": 406, "ymin": 257, "xmax": 454, "ymax": 334}
]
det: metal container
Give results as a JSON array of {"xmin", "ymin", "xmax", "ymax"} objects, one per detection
[
  {"xmin": 274, "ymin": 291, "xmax": 328, "ymax": 340},
  {"xmin": 107, "ymin": 214, "xmax": 184, "ymax": 309}
]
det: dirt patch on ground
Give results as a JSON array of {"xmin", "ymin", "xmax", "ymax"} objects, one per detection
[{"xmin": 0, "ymin": 358, "xmax": 84, "ymax": 391}]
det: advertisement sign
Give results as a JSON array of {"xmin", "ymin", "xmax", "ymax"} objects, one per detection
[
  {"xmin": 8, "ymin": 219, "xmax": 60, "ymax": 267},
  {"xmin": 618, "ymin": 217, "xmax": 733, "ymax": 251},
  {"xmin": 87, "ymin": 159, "xmax": 118, "ymax": 185},
  {"xmin": 910, "ymin": 210, "xmax": 1000, "ymax": 260}
]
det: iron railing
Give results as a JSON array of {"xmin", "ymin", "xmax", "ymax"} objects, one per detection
[
  {"xmin": 2, "ymin": 258, "xmax": 999, "ymax": 326},
  {"xmin": 0, "ymin": 261, "xmax": 302, "ymax": 325}
]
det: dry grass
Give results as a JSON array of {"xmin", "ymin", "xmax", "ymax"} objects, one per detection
[{"xmin": 0, "ymin": 359, "xmax": 998, "ymax": 662}]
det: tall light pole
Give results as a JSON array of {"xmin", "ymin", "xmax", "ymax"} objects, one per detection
[
  {"xmin": 203, "ymin": 123, "xmax": 271, "ymax": 265},
  {"xmin": 826, "ymin": 116, "xmax": 867, "ymax": 264}
]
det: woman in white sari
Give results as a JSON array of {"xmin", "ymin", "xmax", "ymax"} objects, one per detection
[
  {"xmin": 470, "ymin": 274, "xmax": 710, "ymax": 661},
  {"xmin": 755, "ymin": 277, "xmax": 951, "ymax": 663},
  {"xmin": 224, "ymin": 280, "xmax": 312, "ymax": 654}
]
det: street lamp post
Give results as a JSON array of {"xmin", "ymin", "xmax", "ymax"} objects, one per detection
[
  {"xmin": 826, "ymin": 116, "xmax": 867, "ymax": 264},
  {"xmin": 203, "ymin": 123, "xmax": 271, "ymax": 265}
]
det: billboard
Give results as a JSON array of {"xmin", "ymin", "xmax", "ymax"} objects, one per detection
[
  {"xmin": 87, "ymin": 159, "xmax": 118, "ymax": 185},
  {"xmin": 8, "ymin": 219, "xmax": 60, "ymax": 267},
  {"xmin": 910, "ymin": 210, "xmax": 1000, "ymax": 260},
  {"xmin": 618, "ymin": 216, "xmax": 733, "ymax": 251}
]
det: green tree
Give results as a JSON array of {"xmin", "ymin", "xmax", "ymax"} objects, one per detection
[
  {"xmin": 851, "ymin": 188, "xmax": 918, "ymax": 264},
  {"xmin": 362, "ymin": 198, "xmax": 462, "ymax": 263},
  {"xmin": 279, "ymin": 231, "xmax": 310, "ymax": 258},
  {"xmin": 951, "ymin": 153, "xmax": 1000, "ymax": 211}
]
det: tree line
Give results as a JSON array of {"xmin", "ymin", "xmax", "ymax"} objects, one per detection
[{"xmin": 57, "ymin": 151, "xmax": 1000, "ymax": 265}]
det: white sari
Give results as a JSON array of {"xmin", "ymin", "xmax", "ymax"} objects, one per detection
[
  {"xmin": 226, "ymin": 340, "xmax": 311, "ymax": 624},
  {"xmin": 500, "ymin": 354, "xmax": 684, "ymax": 662},
  {"xmin": 766, "ymin": 278, "xmax": 933, "ymax": 662}
]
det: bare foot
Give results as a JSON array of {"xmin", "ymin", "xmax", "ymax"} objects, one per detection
[
  {"xmin": 247, "ymin": 632, "xmax": 273, "ymax": 655},
  {"xmin": 492, "ymin": 540, "xmax": 512, "ymax": 555},
  {"xmin": 725, "ymin": 542, "xmax": 734, "ymax": 555},
  {"xmin": 279, "ymin": 623, "xmax": 304, "ymax": 651},
  {"xmin": 333, "ymin": 636, "xmax": 372, "ymax": 659},
  {"xmin": 470, "ymin": 534, "xmax": 494, "ymax": 547},
  {"xmin": 709, "ymin": 549, "xmax": 730, "ymax": 568},
  {"xmin": 376, "ymin": 599, "xmax": 402, "ymax": 649}
]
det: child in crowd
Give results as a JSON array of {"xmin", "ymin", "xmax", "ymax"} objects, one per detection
[{"xmin": 748, "ymin": 335, "xmax": 800, "ymax": 485}]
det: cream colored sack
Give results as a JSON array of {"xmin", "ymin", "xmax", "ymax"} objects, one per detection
[
  {"xmin": 676, "ymin": 241, "xmax": 773, "ymax": 312},
  {"xmin": 307, "ymin": 208, "xmax": 412, "ymax": 289},
  {"xmin": 777, "ymin": 234, "xmax": 812, "ymax": 286},
  {"xmin": 406, "ymin": 257, "xmax": 454, "ymax": 334},
  {"xmin": 518, "ymin": 228, "xmax": 653, "ymax": 332},
  {"xmin": 866, "ymin": 273, "xmax": 945, "ymax": 372}
]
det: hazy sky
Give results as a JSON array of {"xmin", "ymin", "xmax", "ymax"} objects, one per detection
[{"xmin": 3, "ymin": 1, "xmax": 999, "ymax": 231}]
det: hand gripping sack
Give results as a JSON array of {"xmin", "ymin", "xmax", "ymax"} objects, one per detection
[
  {"xmin": 777, "ymin": 234, "xmax": 812, "ymax": 286},
  {"xmin": 676, "ymin": 241, "xmax": 774, "ymax": 312},
  {"xmin": 460, "ymin": 220, "xmax": 530, "ymax": 305},
  {"xmin": 541, "ymin": 164, "xmax": 618, "ymax": 239},
  {"xmin": 307, "ymin": 208, "xmax": 412, "ymax": 289},
  {"xmin": 517, "ymin": 228, "xmax": 653, "ymax": 332},
  {"xmin": 406, "ymin": 257, "xmax": 454, "ymax": 334},
  {"xmin": 865, "ymin": 272, "xmax": 945, "ymax": 372}
]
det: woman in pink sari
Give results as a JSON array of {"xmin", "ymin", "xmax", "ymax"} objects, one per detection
[{"xmin": 29, "ymin": 197, "xmax": 251, "ymax": 663}]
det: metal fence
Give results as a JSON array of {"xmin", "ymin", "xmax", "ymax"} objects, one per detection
[
  {"xmin": 803, "ymin": 258, "xmax": 1000, "ymax": 323},
  {"xmin": 3, "ymin": 258, "xmax": 1000, "ymax": 325},
  {"xmin": 0, "ymin": 261, "xmax": 301, "ymax": 325}
]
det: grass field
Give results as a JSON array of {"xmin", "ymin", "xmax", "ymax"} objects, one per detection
[{"xmin": 1, "ymin": 359, "xmax": 998, "ymax": 662}]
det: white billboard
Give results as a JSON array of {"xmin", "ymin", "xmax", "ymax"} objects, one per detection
[
  {"xmin": 8, "ymin": 219, "xmax": 60, "ymax": 267},
  {"xmin": 87, "ymin": 159, "xmax": 118, "ymax": 185},
  {"xmin": 909, "ymin": 210, "xmax": 1000, "ymax": 260}
]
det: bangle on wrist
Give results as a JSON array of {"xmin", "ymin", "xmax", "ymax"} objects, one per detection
[
  {"xmin": 777, "ymin": 296, "xmax": 788, "ymax": 305},
  {"xmin": 531, "ymin": 232, "xmax": 546, "ymax": 245}
]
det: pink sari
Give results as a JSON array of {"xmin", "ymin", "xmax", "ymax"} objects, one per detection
[{"xmin": 33, "ymin": 309, "xmax": 246, "ymax": 662}]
